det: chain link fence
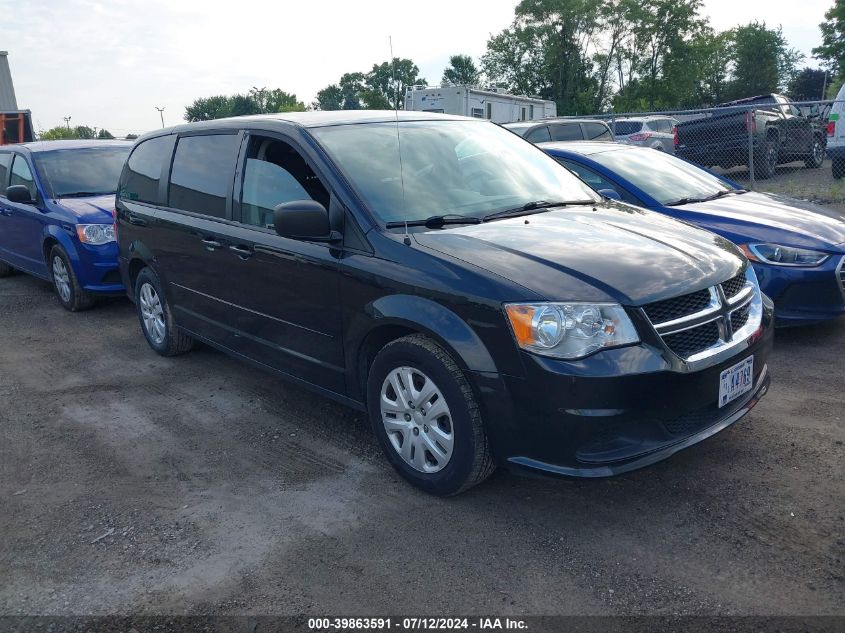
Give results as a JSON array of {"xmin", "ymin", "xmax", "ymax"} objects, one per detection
[{"xmin": 564, "ymin": 97, "xmax": 845, "ymax": 211}]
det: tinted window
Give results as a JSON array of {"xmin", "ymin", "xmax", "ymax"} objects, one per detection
[
  {"xmin": 120, "ymin": 135, "xmax": 174, "ymax": 205},
  {"xmin": 582, "ymin": 122, "xmax": 612, "ymax": 141},
  {"xmin": 240, "ymin": 137, "xmax": 329, "ymax": 229},
  {"xmin": 655, "ymin": 119, "xmax": 674, "ymax": 133},
  {"xmin": 35, "ymin": 147, "xmax": 130, "ymax": 197},
  {"xmin": 0, "ymin": 153, "xmax": 10, "ymax": 187},
  {"xmin": 613, "ymin": 121, "xmax": 642, "ymax": 135},
  {"xmin": 169, "ymin": 134, "xmax": 240, "ymax": 218},
  {"xmin": 525, "ymin": 126, "xmax": 552, "ymax": 143},
  {"xmin": 549, "ymin": 123, "xmax": 583, "ymax": 141},
  {"xmin": 10, "ymin": 155, "xmax": 36, "ymax": 200},
  {"xmin": 590, "ymin": 147, "xmax": 735, "ymax": 205}
]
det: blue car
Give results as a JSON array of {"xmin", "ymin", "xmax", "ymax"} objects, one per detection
[
  {"xmin": 0, "ymin": 140, "xmax": 132, "ymax": 310},
  {"xmin": 541, "ymin": 142, "xmax": 845, "ymax": 326}
]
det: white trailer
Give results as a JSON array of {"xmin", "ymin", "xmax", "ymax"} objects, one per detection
[{"xmin": 405, "ymin": 85, "xmax": 556, "ymax": 123}]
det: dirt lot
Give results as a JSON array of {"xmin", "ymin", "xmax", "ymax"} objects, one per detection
[{"xmin": 1, "ymin": 273, "xmax": 843, "ymax": 619}]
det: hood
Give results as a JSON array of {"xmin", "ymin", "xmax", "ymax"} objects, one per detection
[
  {"xmin": 673, "ymin": 191, "xmax": 845, "ymax": 250},
  {"xmin": 55, "ymin": 194, "xmax": 116, "ymax": 224},
  {"xmin": 413, "ymin": 203, "xmax": 743, "ymax": 305}
]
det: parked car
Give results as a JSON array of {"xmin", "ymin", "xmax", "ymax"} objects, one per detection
[
  {"xmin": 611, "ymin": 116, "xmax": 678, "ymax": 153},
  {"xmin": 827, "ymin": 83, "xmax": 845, "ymax": 178},
  {"xmin": 675, "ymin": 94, "xmax": 827, "ymax": 179},
  {"xmin": 117, "ymin": 112, "xmax": 772, "ymax": 495},
  {"xmin": 503, "ymin": 118, "xmax": 614, "ymax": 143},
  {"xmin": 0, "ymin": 140, "xmax": 132, "ymax": 310},
  {"xmin": 542, "ymin": 142, "xmax": 845, "ymax": 325}
]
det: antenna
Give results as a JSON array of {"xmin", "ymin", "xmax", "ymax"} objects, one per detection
[
  {"xmin": 390, "ymin": 36, "xmax": 411, "ymax": 246},
  {"xmin": 155, "ymin": 106, "xmax": 166, "ymax": 128}
]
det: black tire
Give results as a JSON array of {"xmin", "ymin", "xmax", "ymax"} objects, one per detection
[
  {"xmin": 49, "ymin": 245, "xmax": 95, "ymax": 312},
  {"xmin": 805, "ymin": 137, "xmax": 824, "ymax": 168},
  {"xmin": 833, "ymin": 157, "xmax": 845, "ymax": 179},
  {"xmin": 0, "ymin": 260, "xmax": 14, "ymax": 278},
  {"xmin": 134, "ymin": 267, "xmax": 193, "ymax": 357},
  {"xmin": 366, "ymin": 334, "xmax": 494, "ymax": 496},
  {"xmin": 753, "ymin": 139, "xmax": 778, "ymax": 180}
]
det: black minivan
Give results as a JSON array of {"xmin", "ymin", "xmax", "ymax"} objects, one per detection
[{"xmin": 116, "ymin": 111, "xmax": 773, "ymax": 495}]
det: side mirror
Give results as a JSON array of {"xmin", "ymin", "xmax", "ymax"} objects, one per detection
[
  {"xmin": 598, "ymin": 188, "xmax": 622, "ymax": 201},
  {"xmin": 6, "ymin": 185, "xmax": 34, "ymax": 204},
  {"xmin": 273, "ymin": 200, "xmax": 339, "ymax": 242}
]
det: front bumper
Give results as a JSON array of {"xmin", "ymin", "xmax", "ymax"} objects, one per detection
[
  {"xmin": 74, "ymin": 241, "xmax": 124, "ymax": 294},
  {"xmin": 473, "ymin": 304, "xmax": 774, "ymax": 477},
  {"xmin": 754, "ymin": 258, "xmax": 845, "ymax": 325}
]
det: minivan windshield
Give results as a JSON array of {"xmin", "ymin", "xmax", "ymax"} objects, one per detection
[
  {"xmin": 35, "ymin": 146, "xmax": 131, "ymax": 197},
  {"xmin": 310, "ymin": 120, "xmax": 598, "ymax": 225},
  {"xmin": 587, "ymin": 147, "xmax": 738, "ymax": 205}
]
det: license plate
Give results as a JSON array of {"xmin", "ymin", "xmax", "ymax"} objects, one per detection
[{"xmin": 719, "ymin": 356, "xmax": 754, "ymax": 408}]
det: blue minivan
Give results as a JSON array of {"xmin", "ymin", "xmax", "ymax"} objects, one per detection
[{"xmin": 0, "ymin": 140, "xmax": 132, "ymax": 310}]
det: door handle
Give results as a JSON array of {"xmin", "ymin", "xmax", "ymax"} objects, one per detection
[
  {"xmin": 229, "ymin": 244, "xmax": 254, "ymax": 259},
  {"xmin": 127, "ymin": 212, "xmax": 147, "ymax": 226},
  {"xmin": 201, "ymin": 237, "xmax": 223, "ymax": 251}
]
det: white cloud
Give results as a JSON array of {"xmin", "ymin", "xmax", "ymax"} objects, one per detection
[{"xmin": 4, "ymin": 0, "xmax": 833, "ymax": 136}]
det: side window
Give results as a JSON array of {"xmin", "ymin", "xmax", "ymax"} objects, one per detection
[
  {"xmin": 239, "ymin": 136, "xmax": 330, "ymax": 229},
  {"xmin": 550, "ymin": 124, "xmax": 583, "ymax": 141},
  {"xmin": 0, "ymin": 153, "xmax": 10, "ymax": 189},
  {"xmin": 525, "ymin": 126, "xmax": 552, "ymax": 143},
  {"xmin": 10, "ymin": 155, "xmax": 36, "ymax": 200},
  {"xmin": 119, "ymin": 135, "xmax": 175, "ymax": 205},
  {"xmin": 558, "ymin": 159, "xmax": 632, "ymax": 202},
  {"xmin": 582, "ymin": 122, "xmax": 613, "ymax": 141},
  {"xmin": 169, "ymin": 134, "xmax": 241, "ymax": 218}
]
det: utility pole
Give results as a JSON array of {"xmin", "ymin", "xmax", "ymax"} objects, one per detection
[
  {"xmin": 63, "ymin": 116, "xmax": 71, "ymax": 129},
  {"xmin": 155, "ymin": 107, "xmax": 165, "ymax": 128}
]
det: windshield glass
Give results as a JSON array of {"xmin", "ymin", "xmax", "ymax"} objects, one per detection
[
  {"xmin": 310, "ymin": 120, "xmax": 598, "ymax": 224},
  {"xmin": 588, "ymin": 147, "xmax": 736, "ymax": 205},
  {"xmin": 35, "ymin": 146, "xmax": 130, "ymax": 197},
  {"xmin": 613, "ymin": 121, "xmax": 642, "ymax": 135}
]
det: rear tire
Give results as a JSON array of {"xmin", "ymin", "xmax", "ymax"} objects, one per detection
[
  {"xmin": 134, "ymin": 267, "xmax": 193, "ymax": 357},
  {"xmin": 753, "ymin": 139, "xmax": 778, "ymax": 180},
  {"xmin": 367, "ymin": 334, "xmax": 494, "ymax": 496},
  {"xmin": 0, "ymin": 260, "xmax": 14, "ymax": 277},
  {"xmin": 49, "ymin": 245, "xmax": 95, "ymax": 312},
  {"xmin": 833, "ymin": 157, "xmax": 845, "ymax": 179},
  {"xmin": 805, "ymin": 137, "xmax": 824, "ymax": 168}
]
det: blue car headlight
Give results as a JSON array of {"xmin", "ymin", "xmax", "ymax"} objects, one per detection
[
  {"xmin": 76, "ymin": 224, "xmax": 116, "ymax": 245},
  {"xmin": 743, "ymin": 243, "xmax": 829, "ymax": 267}
]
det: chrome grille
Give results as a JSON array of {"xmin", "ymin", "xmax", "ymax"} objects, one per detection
[
  {"xmin": 642, "ymin": 269, "xmax": 761, "ymax": 364},
  {"xmin": 642, "ymin": 288, "xmax": 711, "ymax": 324}
]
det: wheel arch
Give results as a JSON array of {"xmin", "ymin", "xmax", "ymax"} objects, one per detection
[{"xmin": 42, "ymin": 226, "xmax": 78, "ymax": 272}]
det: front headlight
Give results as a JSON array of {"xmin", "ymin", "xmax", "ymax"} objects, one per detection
[
  {"xmin": 76, "ymin": 224, "xmax": 116, "ymax": 245},
  {"xmin": 504, "ymin": 302, "xmax": 639, "ymax": 359},
  {"xmin": 743, "ymin": 243, "xmax": 829, "ymax": 267}
]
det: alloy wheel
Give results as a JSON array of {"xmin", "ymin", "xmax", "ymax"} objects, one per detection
[
  {"xmin": 52, "ymin": 256, "xmax": 71, "ymax": 303},
  {"xmin": 380, "ymin": 366, "xmax": 454, "ymax": 473},
  {"xmin": 139, "ymin": 282, "xmax": 166, "ymax": 345}
]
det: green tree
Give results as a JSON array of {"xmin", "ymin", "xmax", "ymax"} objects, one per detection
[
  {"xmin": 728, "ymin": 22, "xmax": 802, "ymax": 99},
  {"xmin": 788, "ymin": 67, "xmax": 828, "ymax": 100},
  {"xmin": 249, "ymin": 87, "xmax": 306, "ymax": 113},
  {"xmin": 314, "ymin": 72, "xmax": 366, "ymax": 110},
  {"xmin": 39, "ymin": 126, "xmax": 77, "ymax": 140},
  {"xmin": 442, "ymin": 54, "xmax": 481, "ymax": 85},
  {"xmin": 97, "ymin": 129, "xmax": 115, "ymax": 139},
  {"xmin": 813, "ymin": 0, "xmax": 845, "ymax": 75},
  {"xmin": 185, "ymin": 95, "xmax": 233, "ymax": 122},
  {"xmin": 363, "ymin": 58, "xmax": 425, "ymax": 109},
  {"xmin": 314, "ymin": 85, "xmax": 344, "ymax": 110}
]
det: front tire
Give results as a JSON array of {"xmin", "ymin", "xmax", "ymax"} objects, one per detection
[
  {"xmin": 367, "ymin": 334, "xmax": 494, "ymax": 496},
  {"xmin": 134, "ymin": 267, "xmax": 193, "ymax": 356},
  {"xmin": 805, "ymin": 137, "xmax": 824, "ymax": 168},
  {"xmin": 753, "ymin": 139, "xmax": 778, "ymax": 179},
  {"xmin": 49, "ymin": 245, "xmax": 95, "ymax": 311}
]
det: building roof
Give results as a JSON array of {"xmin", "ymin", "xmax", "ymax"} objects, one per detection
[{"xmin": 0, "ymin": 52, "xmax": 19, "ymax": 111}]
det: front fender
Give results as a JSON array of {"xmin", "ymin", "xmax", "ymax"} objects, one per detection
[{"xmin": 43, "ymin": 224, "xmax": 80, "ymax": 267}]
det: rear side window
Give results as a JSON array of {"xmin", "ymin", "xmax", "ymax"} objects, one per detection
[
  {"xmin": 582, "ymin": 122, "xmax": 612, "ymax": 141},
  {"xmin": 0, "ymin": 153, "xmax": 10, "ymax": 187},
  {"xmin": 10, "ymin": 155, "xmax": 37, "ymax": 200},
  {"xmin": 120, "ymin": 135, "xmax": 175, "ymax": 205},
  {"xmin": 550, "ymin": 124, "xmax": 583, "ymax": 141},
  {"xmin": 613, "ymin": 121, "xmax": 642, "ymax": 135},
  {"xmin": 169, "ymin": 134, "xmax": 240, "ymax": 218},
  {"xmin": 525, "ymin": 126, "xmax": 552, "ymax": 143}
]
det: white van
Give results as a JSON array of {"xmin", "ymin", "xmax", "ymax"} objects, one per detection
[{"xmin": 828, "ymin": 82, "xmax": 845, "ymax": 177}]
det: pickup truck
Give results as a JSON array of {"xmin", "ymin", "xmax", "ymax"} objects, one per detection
[{"xmin": 675, "ymin": 94, "xmax": 826, "ymax": 179}]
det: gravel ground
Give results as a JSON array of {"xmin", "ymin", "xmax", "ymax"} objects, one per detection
[{"xmin": 0, "ymin": 273, "xmax": 843, "ymax": 619}]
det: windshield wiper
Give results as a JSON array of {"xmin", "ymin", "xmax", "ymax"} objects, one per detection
[
  {"xmin": 58, "ymin": 191, "xmax": 114, "ymax": 198},
  {"xmin": 482, "ymin": 200, "xmax": 579, "ymax": 222},
  {"xmin": 385, "ymin": 214, "xmax": 482, "ymax": 229},
  {"xmin": 665, "ymin": 190, "xmax": 737, "ymax": 206}
]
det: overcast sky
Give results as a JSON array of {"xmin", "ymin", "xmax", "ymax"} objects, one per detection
[{"xmin": 4, "ymin": 0, "xmax": 835, "ymax": 136}]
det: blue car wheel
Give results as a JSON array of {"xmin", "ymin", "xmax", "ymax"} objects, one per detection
[{"xmin": 49, "ymin": 245, "xmax": 95, "ymax": 312}]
